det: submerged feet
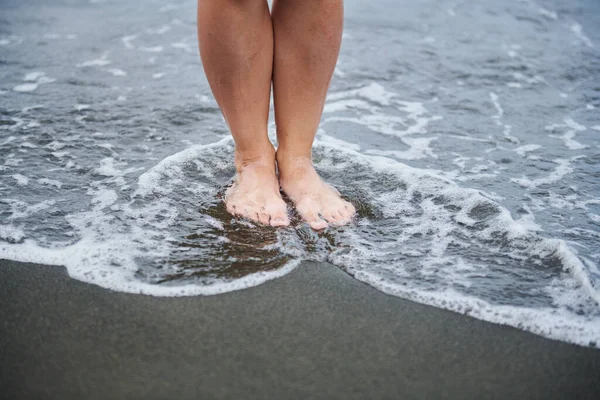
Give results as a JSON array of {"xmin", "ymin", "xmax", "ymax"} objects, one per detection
[
  {"xmin": 277, "ymin": 152, "xmax": 356, "ymax": 230},
  {"xmin": 225, "ymin": 148, "xmax": 355, "ymax": 230},
  {"xmin": 225, "ymin": 150, "xmax": 289, "ymax": 227}
]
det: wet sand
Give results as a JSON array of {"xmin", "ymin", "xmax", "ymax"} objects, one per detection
[{"xmin": 1, "ymin": 259, "xmax": 599, "ymax": 400}]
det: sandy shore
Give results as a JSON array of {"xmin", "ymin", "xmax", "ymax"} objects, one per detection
[{"xmin": 1, "ymin": 259, "xmax": 599, "ymax": 399}]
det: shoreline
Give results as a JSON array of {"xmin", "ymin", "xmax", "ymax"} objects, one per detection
[{"xmin": 1, "ymin": 259, "xmax": 599, "ymax": 399}]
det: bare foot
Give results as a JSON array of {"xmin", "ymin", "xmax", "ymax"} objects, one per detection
[
  {"xmin": 225, "ymin": 153, "xmax": 289, "ymax": 227},
  {"xmin": 277, "ymin": 153, "xmax": 356, "ymax": 230}
]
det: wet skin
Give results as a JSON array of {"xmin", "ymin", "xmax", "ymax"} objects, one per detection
[{"xmin": 198, "ymin": 0, "xmax": 352, "ymax": 229}]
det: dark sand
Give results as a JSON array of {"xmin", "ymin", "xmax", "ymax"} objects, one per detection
[{"xmin": 1, "ymin": 260, "xmax": 599, "ymax": 400}]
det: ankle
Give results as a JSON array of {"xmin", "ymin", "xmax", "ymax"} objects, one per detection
[
  {"xmin": 275, "ymin": 148, "xmax": 312, "ymax": 167},
  {"xmin": 275, "ymin": 149, "xmax": 316, "ymax": 183},
  {"xmin": 234, "ymin": 145, "xmax": 276, "ymax": 172}
]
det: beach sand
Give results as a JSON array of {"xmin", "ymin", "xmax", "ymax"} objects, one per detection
[{"xmin": 1, "ymin": 259, "xmax": 599, "ymax": 399}]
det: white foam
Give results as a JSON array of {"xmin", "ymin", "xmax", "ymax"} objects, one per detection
[
  {"xmin": 107, "ymin": 68, "xmax": 127, "ymax": 77},
  {"xmin": 2, "ymin": 137, "xmax": 599, "ymax": 346},
  {"xmin": 75, "ymin": 104, "xmax": 91, "ymax": 111},
  {"xmin": 515, "ymin": 144, "xmax": 541, "ymax": 156},
  {"xmin": 121, "ymin": 35, "xmax": 137, "ymax": 49},
  {"xmin": 314, "ymin": 141, "xmax": 600, "ymax": 345},
  {"xmin": 511, "ymin": 158, "xmax": 573, "ymax": 188},
  {"xmin": 323, "ymin": 84, "xmax": 442, "ymax": 159},
  {"xmin": 354, "ymin": 271, "xmax": 600, "ymax": 346},
  {"xmin": 538, "ymin": 7, "xmax": 558, "ymax": 20},
  {"xmin": 171, "ymin": 42, "xmax": 194, "ymax": 53},
  {"xmin": 139, "ymin": 46, "xmax": 164, "ymax": 53},
  {"xmin": 365, "ymin": 137, "xmax": 437, "ymax": 160},
  {"xmin": 571, "ymin": 23, "xmax": 594, "ymax": 48},
  {"xmin": 147, "ymin": 25, "xmax": 171, "ymax": 35},
  {"xmin": 94, "ymin": 157, "xmax": 139, "ymax": 178},
  {"xmin": 77, "ymin": 54, "xmax": 111, "ymax": 67},
  {"xmin": 24, "ymin": 72, "xmax": 45, "ymax": 81},
  {"xmin": 13, "ymin": 83, "xmax": 39, "ymax": 93},
  {"xmin": 4, "ymin": 199, "xmax": 56, "ymax": 220},
  {"xmin": 546, "ymin": 118, "xmax": 588, "ymax": 150},
  {"xmin": 38, "ymin": 178, "xmax": 62, "ymax": 189},
  {"xmin": 12, "ymin": 174, "xmax": 29, "ymax": 186},
  {"xmin": 327, "ymin": 82, "xmax": 396, "ymax": 106},
  {"xmin": 490, "ymin": 92, "xmax": 519, "ymax": 143},
  {"xmin": 0, "ymin": 225, "xmax": 25, "ymax": 243},
  {"xmin": 1, "ymin": 137, "xmax": 299, "ymax": 296}
]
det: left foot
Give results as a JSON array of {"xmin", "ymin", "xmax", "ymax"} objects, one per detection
[{"xmin": 276, "ymin": 153, "xmax": 356, "ymax": 230}]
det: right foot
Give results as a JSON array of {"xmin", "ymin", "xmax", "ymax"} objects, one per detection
[
  {"xmin": 225, "ymin": 153, "xmax": 290, "ymax": 227},
  {"xmin": 276, "ymin": 152, "xmax": 356, "ymax": 230}
]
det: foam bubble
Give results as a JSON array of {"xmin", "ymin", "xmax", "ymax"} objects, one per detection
[
  {"xmin": 0, "ymin": 225, "xmax": 25, "ymax": 243},
  {"xmin": 12, "ymin": 174, "xmax": 29, "ymax": 186},
  {"xmin": 77, "ymin": 55, "xmax": 111, "ymax": 67},
  {"xmin": 107, "ymin": 68, "xmax": 127, "ymax": 77},
  {"xmin": 139, "ymin": 46, "xmax": 164, "ymax": 53},
  {"xmin": 538, "ymin": 7, "xmax": 558, "ymax": 20},
  {"xmin": 515, "ymin": 144, "xmax": 542, "ymax": 156},
  {"xmin": 571, "ymin": 23, "xmax": 594, "ymax": 48},
  {"xmin": 121, "ymin": 35, "xmax": 137, "ymax": 49},
  {"xmin": 24, "ymin": 72, "xmax": 46, "ymax": 81},
  {"xmin": 13, "ymin": 83, "xmax": 39, "ymax": 93}
]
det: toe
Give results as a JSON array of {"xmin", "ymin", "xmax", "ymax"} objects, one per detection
[
  {"xmin": 308, "ymin": 216, "xmax": 328, "ymax": 230},
  {"xmin": 269, "ymin": 209, "xmax": 289, "ymax": 227},
  {"xmin": 339, "ymin": 204, "xmax": 355, "ymax": 221},
  {"xmin": 322, "ymin": 210, "xmax": 342, "ymax": 225},
  {"xmin": 297, "ymin": 207, "xmax": 327, "ymax": 230},
  {"xmin": 242, "ymin": 207, "xmax": 258, "ymax": 222},
  {"xmin": 258, "ymin": 211, "xmax": 270, "ymax": 225},
  {"xmin": 226, "ymin": 202, "xmax": 239, "ymax": 216},
  {"xmin": 296, "ymin": 199, "xmax": 328, "ymax": 230},
  {"xmin": 267, "ymin": 202, "xmax": 289, "ymax": 227},
  {"xmin": 338, "ymin": 209, "xmax": 351, "ymax": 222},
  {"xmin": 345, "ymin": 202, "xmax": 356, "ymax": 215}
]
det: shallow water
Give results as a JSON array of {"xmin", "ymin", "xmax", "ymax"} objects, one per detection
[{"xmin": 1, "ymin": 0, "xmax": 599, "ymax": 346}]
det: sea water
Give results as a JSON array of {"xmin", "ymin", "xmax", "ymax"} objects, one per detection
[{"xmin": 1, "ymin": 0, "xmax": 599, "ymax": 347}]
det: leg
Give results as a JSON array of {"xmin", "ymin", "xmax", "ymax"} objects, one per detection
[
  {"xmin": 197, "ymin": 0, "xmax": 288, "ymax": 226},
  {"xmin": 272, "ymin": 0, "xmax": 355, "ymax": 230}
]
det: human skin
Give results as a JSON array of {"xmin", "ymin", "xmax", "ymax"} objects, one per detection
[{"xmin": 197, "ymin": 0, "xmax": 355, "ymax": 229}]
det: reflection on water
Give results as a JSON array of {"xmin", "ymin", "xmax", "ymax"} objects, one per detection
[{"xmin": 155, "ymin": 201, "xmax": 292, "ymax": 284}]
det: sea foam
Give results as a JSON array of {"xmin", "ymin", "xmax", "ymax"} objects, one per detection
[{"xmin": 1, "ymin": 137, "xmax": 598, "ymax": 346}]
